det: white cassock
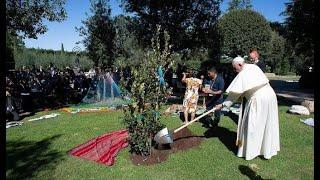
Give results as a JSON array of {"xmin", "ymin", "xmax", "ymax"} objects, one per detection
[{"xmin": 223, "ymin": 64, "xmax": 280, "ymax": 160}]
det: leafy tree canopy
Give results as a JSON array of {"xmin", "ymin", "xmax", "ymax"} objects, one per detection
[
  {"xmin": 217, "ymin": 9, "xmax": 272, "ymax": 59},
  {"xmin": 269, "ymin": 21, "xmax": 287, "ymax": 37},
  {"xmin": 113, "ymin": 15, "xmax": 144, "ymax": 65},
  {"xmin": 77, "ymin": 0, "xmax": 116, "ymax": 68},
  {"xmin": 6, "ymin": 0, "xmax": 67, "ymax": 39},
  {"xmin": 282, "ymin": 0, "xmax": 314, "ymax": 70},
  {"xmin": 227, "ymin": 0, "xmax": 252, "ymax": 11},
  {"xmin": 121, "ymin": 0, "xmax": 222, "ymax": 51},
  {"xmin": 269, "ymin": 31, "xmax": 288, "ymax": 74}
]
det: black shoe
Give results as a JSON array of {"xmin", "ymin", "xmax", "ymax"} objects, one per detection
[
  {"xmin": 202, "ymin": 123, "xmax": 211, "ymax": 128},
  {"xmin": 210, "ymin": 122, "xmax": 219, "ymax": 127}
]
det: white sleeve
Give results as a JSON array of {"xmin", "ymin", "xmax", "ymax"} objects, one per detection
[{"xmin": 222, "ymin": 92, "xmax": 242, "ymax": 108}]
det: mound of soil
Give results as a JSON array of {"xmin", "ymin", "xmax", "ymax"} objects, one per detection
[{"xmin": 130, "ymin": 128, "xmax": 204, "ymax": 166}]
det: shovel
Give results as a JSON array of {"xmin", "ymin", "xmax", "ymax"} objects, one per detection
[{"xmin": 154, "ymin": 107, "xmax": 216, "ymax": 145}]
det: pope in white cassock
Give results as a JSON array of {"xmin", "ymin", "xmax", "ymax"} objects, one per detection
[{"xmin": 215, "ymin": 57, "xmax": 280, "ymax": 160}]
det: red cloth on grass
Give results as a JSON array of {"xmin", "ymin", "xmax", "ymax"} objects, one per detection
[{"xmin": 69, "ymin": 129, "xmax": 129, "ymax": 166}]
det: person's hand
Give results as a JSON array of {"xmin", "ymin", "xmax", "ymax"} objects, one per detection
[
  {"xmin": 202, "ymin": 87, "xmax": 209, "ymax": 93},
  {"xmin": 203, "ymin": 88, "xmax": 213, "ymax": 94},
  {"xmin": 215, "ymin": 104, "xmax": 223, "ymax": 110},
  {"xmin": 200, "ymin": 75, "xmax": 204, "ymax": 79}
]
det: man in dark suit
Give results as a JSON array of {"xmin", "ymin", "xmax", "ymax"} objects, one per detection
[{"xmin": 249, "ymin": 49, "xmax": 266, "ymax": 72}]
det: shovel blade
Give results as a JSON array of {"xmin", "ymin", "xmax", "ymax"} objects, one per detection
[
  {"xmin": 154, "ymin": 127, "xmax": 173, "ymax": 144},
  {"xmin": 157, "ymin": 133, "xmax": 173, "ymax": 144},
  {"xmin": 154, "ymin": 127, "xmax": 169, "ymax": 141}
]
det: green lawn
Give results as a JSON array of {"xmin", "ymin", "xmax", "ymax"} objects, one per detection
[{"xmin": 6, "ymin": 101, "xmax": 314, "ymax": 179}]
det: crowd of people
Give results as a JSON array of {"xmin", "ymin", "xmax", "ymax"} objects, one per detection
[
  {"xmin": 5, "ymin": 63, "xmax": 134, "ymax": 122},
  {"xmin": 5, "ymin": 60, "xmax": 235, "ymax": 122},
  {"xmin": 6, "ymin": 64, "xmax": 91, "ymax": 121}
]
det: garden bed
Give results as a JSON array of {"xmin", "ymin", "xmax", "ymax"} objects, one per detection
[{"xmin": 130, "ymin": 128, "xmax": 204, "ymax": 166}]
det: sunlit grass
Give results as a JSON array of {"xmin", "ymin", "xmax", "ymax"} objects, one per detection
[{"xmin": 6, "ymin": 101, "xmax": 313, "ymax": 179}]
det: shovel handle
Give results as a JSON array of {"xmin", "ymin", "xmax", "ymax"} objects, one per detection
[{"xmin": 173, "ymin": 108, "xmax": 216, "ymax": 134}]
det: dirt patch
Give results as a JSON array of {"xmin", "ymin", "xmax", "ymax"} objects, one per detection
[{"xmin": 130, "ymin": 128, "xmax": 204, "ymax": 166}]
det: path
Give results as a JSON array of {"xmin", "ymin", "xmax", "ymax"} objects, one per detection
[{"xmin": 269, "ymin": 79, "xmax": 314, "ymax": 104}]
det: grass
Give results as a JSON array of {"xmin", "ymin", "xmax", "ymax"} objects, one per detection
[
  {"xmin": 267, "ymin": 75, "xmax": 301, "ymax": 81},
  {"xmin": 6, "ymin": 100, "xmax": 314, "ymax": 179}
]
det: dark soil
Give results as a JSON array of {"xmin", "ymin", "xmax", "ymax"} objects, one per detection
[{"xmin": 130, "ymin": 128, "xmax": 204, "ymax": 166}]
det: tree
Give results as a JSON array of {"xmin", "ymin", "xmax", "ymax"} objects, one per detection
[
  {"xmin": 217, "ymin": 9, "xmax": 272, "ymax": 59},
  {"xmin": 268, "ymin": 31, "xmax": 290, "ymax": 75},
  {"xmin": 6, "ymin": 32, "xmax": 15, "ymax": 70},
  {"xmin": 77, "ymin": 0, "xmax": 116, "ymax": 68},
  {"xmin": 14, "ymin": 48, "xmax": 93, "ymax": 70},
  {"xmin": 114, "ymin": 15, "xmax": 134, "ymax": 58},
  {"xmin": 269, "ymin": 21, "xmax": 287, "ymax": 37},
  {"xmin": 113, "ymin": 15, "xmax": 144, "ymax": 67},
  {"xmin": 6, "ymin": 0, "xmax": 67, "ymax": 71},
  {"xmin": 227, "ymin": 0, "xmax": 252, "ymax": 11},
  {"xmin": 121, "ymin": 0, "xmax": 222, "ymax": 52},
  {"xmin": 6, "ymin": 31, "xmax": 26, "ymax": 71},
  {"xmin": 61, "ymin": 43, "xmax": 65, "ymax": 53},
  {"xmin": 6, "ymin": 0, "xmax": 67, "ymax": 39},
  {"xmin": 282, "ymin": 0, "xmax": 314, "ymax": 73},
  {"xmin": 122, "ymin": 26, "xmax": 173, "ymax": 156}
]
